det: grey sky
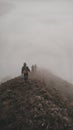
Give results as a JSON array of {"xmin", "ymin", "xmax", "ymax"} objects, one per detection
[{"xmin": 0, "ymin": 0, "xmax": 73, "ymax": 83}]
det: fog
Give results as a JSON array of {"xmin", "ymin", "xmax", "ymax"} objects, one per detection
[{"xmin": 0, "ymin": 0, "xmax": 73, "ymax": 83}]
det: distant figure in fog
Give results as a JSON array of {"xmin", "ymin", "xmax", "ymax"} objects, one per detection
[
  {"xmin": 21, "ymin": 62, "xmax": 30, "ymax": 81},
  {"xmin": 34, "ymin": 64, "xmax": 37, "ymax": 72},
  {"xmin": 31, "ymin": 64, "xmax": 37, "ymax": 72},
  {"xmin": 31, "ymin": 65, "xmax": 35, "ymax": 72}
]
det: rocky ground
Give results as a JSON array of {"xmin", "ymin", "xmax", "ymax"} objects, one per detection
[{"xmin": 0, "ymin": 72, "xmax": 73, "ymax": 130}]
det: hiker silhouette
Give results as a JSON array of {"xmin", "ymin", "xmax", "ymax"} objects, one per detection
[
  {"xmin": 21, "ymin": 62, "xmax": 30, "ymax": 80},
  {"xmin": 31, "ymin": 64, "xmax": 37, "ymax": 72}
]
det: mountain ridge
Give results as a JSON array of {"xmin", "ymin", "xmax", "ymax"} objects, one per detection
[{"xmin": 0, "ymin": 71, "xmax": 73, "ymax": 130}]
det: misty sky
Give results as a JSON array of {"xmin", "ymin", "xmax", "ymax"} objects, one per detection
[{"xmin": 0, "ymin": 0, "xmax": 73, "ymax": 83}]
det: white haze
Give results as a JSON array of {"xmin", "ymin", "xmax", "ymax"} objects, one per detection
[{"xmin": 0, "ymin": 0, "xmax": 73, "ymax": 83}]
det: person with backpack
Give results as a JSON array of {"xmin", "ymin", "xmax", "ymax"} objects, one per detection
[{"xmin": 21, "ymin": 62, "xmax": 30, "ymax": 81}]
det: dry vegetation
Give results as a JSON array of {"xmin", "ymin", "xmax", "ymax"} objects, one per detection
[{"xmin": 0, "ymin": 70, "xmax": 73, "ymax": 130}]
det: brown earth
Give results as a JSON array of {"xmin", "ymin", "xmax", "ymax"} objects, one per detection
[{"xmin": 0, "ymin": 71, "xmax": 73, "ymax": 130}]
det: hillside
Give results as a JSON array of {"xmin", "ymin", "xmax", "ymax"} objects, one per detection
[{"xmin": 0, "ymin": 71, "xmax": 73, "ymax": 130}]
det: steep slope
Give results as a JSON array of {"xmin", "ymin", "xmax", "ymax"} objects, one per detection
[
  {"xmin": 34, "ymin": 69, "xmax": 73, "ymax": 100},
  {"xmin": 0, "ymin": 72, "xmax": 73, "ymax": 130}
]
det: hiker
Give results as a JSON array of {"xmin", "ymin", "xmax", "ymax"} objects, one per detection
[
  {"xmin": 21, "ymin": 62, "xmax": 30, "ymax": 80},
  {"xmin": 34, "ymin": 64, "xmax": 37, "ymax": 72},
  {"xmin": 31, "ymin": 64, "xmax": 37, "ymax": 72},
  {"xmin": 31, "ymin": 65, "xmax": 35, "ymax": 72}
]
